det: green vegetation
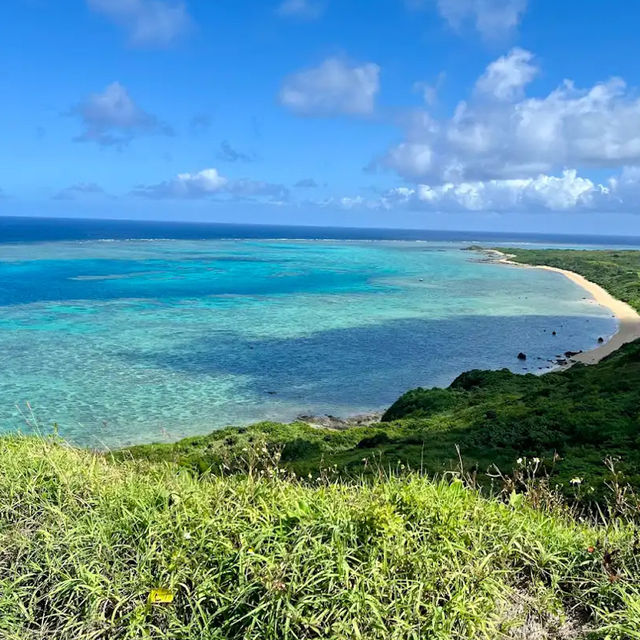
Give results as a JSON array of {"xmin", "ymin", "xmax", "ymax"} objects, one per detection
[
  {"xmin": 121, "ymin": 248, "xmax": 640, "ymax": 500},
  {"xmin": 122, "ymin": 339, "xmax": 640, "ymax": 500},
  {"xmin": 1, "ymin": 436, "xmax": 640, "ymax": 639},
  {"xmin": 5, "ymin": 247, "xmax": 640, "ymax": 637},
  {"xmin": 504, "ymin": 248, "xmax": 640, "ymax": 310}
]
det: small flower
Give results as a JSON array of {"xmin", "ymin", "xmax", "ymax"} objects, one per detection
[
  {"xmin": 247, "ymin": 547, "xmax": 255, "ymax": 554},
  {"xmin": 587, "ymin": 546, "xmax": 595, "ymax": 553},
  {"xmin": 533, "ymin": 457, "xmax": 540, "ymax": 464},
  {"xmin": 272, "ymin": 580, "xmax": 286, "ymax": 592},
  {"xmin": 570, "ymin": 477, "xmax": 583, "ymax": 485},
  {"xmin": 183, "ymin": 532, "xmax": 191, "ymax": 540},
  {"xmin": 517, "ymin": 458, "xmax": 523, "ymax": 465}
]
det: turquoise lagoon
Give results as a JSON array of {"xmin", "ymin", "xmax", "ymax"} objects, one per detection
[{"xmin": 0, "ymin": 239, "xmax": 616, "ymax": 447}]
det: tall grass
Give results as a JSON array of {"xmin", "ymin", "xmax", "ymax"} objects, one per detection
[{"xmin": 0, "ymin": 435, "xmax": 639, "ymax": 639}]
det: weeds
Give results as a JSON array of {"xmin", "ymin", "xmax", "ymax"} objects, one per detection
[{"xmin": 0, "ymin": 435, "xmax": 639, "ymax": 639}]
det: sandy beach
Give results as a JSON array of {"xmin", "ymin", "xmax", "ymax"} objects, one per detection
[{"xmin": 488, "ymin": 249, "xmax": 640, "ymax": 366}]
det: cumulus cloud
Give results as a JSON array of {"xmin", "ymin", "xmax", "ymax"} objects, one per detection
[
  {"xmin": 277, "ymin": 0, "xmax": 325, "ymax": 19},
  {"xmin": 317, "ymin": 168, "xmax": 640, "ymax": 213},
  {"xmin": 427, "ymin": 0, "xmax": 527, "ymax": 40},
  {"xmin": 380, "ymin": 170, "xmax": 612, "ymax": 212},
  {"xmin": 133, "ymin": 168, "xmax": 289, "ymax": 201},
  {"xmin": 380, "ymin": 49, "xmax": 640, "ymax": 184},
  {"xmin": 475, "ymin": 47, "xmax": 537, "ymax": 100},
  {"xmin": 217, "ymin": 141, "xmax": 254, "ymax": 163},
  {"xmin": 279, "ymin": 57, "xmax": 380, "ymax": 117},
  {"xmin": 87, "ymin": 0, "xmax": 191, "ymax": 47},
  {"xmin": 134, "ymin": 168, "xmax": 227, "ymax": 198},
  {"xmin": 71, "ymin": 82, "xmax": 171, "ymax": 147}
]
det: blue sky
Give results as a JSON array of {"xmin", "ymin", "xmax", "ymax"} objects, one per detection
[{"xmin": 3, "ymin": 0, "xmax": 640, "ymax": 233}]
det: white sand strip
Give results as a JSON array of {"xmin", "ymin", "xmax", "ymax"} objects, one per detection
[{"xmin": 487, "ymin": 250, "xmax": 640, "ymax": 366}]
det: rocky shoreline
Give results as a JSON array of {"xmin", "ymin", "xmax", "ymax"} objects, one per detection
[{"xmin": 296, "ymin": 412, "xmax": 383, "ymax": 430}]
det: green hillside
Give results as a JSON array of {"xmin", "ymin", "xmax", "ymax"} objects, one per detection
[
  {"xmin": 123, "ymin": 335, "xmax": 640, "ymax": 502},
  {"xmin": 4, "ymin": 248, "xmax": 640, "ymax": 638},
  {"xmin": 505, "ymin": 248, "xmax": 640, "ymax": 310},
  {"xmin": 1, "ymin": 436, "xmax": 639, "ymax": 639}
]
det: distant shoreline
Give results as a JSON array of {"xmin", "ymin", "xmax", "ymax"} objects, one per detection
[{"xmin": 486, "ymin": 249, "xmax": 640, "ymax": 366}]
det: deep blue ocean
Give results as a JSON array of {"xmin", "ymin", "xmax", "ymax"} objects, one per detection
[
  {"xmin": 0, "ymin": 217, "xmax": 631, "ymax": 447},
  {"xmin": 3, "ymin": 215, "xmax": 640, "ymax": 246}
]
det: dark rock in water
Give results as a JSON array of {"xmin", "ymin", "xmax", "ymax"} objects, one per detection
[
  {"xmin": 517, "ymin": 352, "xmax": 527, "ymax": 361},
  {"xmin": 266, "ymin": 390, "xmax": 277, "ymax": 395},
  {"xmin": 552, "ymin": 331, "xmax": 557, "ymax": 336},
  {"xmin": 555, "ymin": 358, "xmax": 568, "ymax": 366},
  {"xmin": 565, "ymin": 350, "xmax": 583, "ymax": 358},
  {"xmin": 598, "ymin": 336, "xmax": 605, "ymax": 343}
]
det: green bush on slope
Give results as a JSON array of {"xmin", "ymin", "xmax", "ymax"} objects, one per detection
[
  {"xmin": 121, "ymin": 247, "xmax": 640, "ymax": 496},
  {"xmin": 122, "ymin": 338, "xmax": 640, "ymax": 498},
  {"xmin": 6, "ymin": 247, "xmax": 640, "ymax": 638},
  {"xmin": 504, "ymin": 248, "xmax": 640, "ymax": 310},
  {"xmin": 1, "ymin": 436, "xmax": 639, "ymax": 639}
]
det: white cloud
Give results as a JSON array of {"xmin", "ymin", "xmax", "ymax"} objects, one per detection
[
  {"xmin": 380, "ymin": 50, "xmax": 640, "ymax": 184},
  {"xmin": 135, "ymin": 168, "xmax": 227, "ymax": 198},
  {"xmin": 71, "ymin": 82, "xmax": 171, "ymax": 147},
  {"xmin": 176, "ymin": 169, "xmax": 228, "ymax": 196},
  {"xmin": 87, "ymin": 0, "xmax": 190, "ymax": 47},
  {"xmin": 434, "ymin": 0, "xmax": 527, "ymax": 40},
  {"xmin": 134, "ymin": 168, "xmax": 289, "ymax": 201},
  {"xmin": 382, "ymin": 170, "xmax": 611, "ymax": 212},
  {"xmin": 279, "ymin": 57, "xmax": 380, "ymax": 117},
  {"xmin": 277, "ymin": 0, "xmax": 325, "ymax": 19},
  {"xmin": 475, "ymin": 47, "xmax": 537, "ymax": 101},
  {"xmin": 322, "ymin": 168, "xmax": 640, "ymax": 213}
]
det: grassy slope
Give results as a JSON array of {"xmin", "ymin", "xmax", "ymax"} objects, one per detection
[
  {"xmin": 120, "ymin": 249, "xmax": 640, "ymax": 498},
  {"xmin": 5, "ymin": 248, "xmax": 640, "ymax": 638},
  {"xmin": 123, "ymin": 338, "xmax": 640, "ymax": 499},
  {"xmin": 1, "ymin": 436, "xmax": 639, "ymax": 639}
]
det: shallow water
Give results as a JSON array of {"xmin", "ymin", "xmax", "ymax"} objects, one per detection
[{"xmin": 0, "ymin": 239, "xmax": 616, "ymax": 447}]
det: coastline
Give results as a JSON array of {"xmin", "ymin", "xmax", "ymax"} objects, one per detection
[{"xmin": 486, "ymin": 249, "xmax": 640, "ymax": 366}]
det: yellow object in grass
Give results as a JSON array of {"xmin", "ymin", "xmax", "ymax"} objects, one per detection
[{"xmin": 148, "ymin": 588, "xmax": 174, "ymax": 604}]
